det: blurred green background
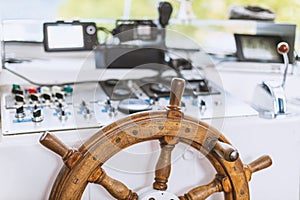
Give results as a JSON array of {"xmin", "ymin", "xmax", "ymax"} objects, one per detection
[
  {"xmin": 58, "ymin": 0, "xmax": 300, "ymax": 24},
  {"xmin": 57, "ymin": 0, "xmax": 300, "ymax": 52}
]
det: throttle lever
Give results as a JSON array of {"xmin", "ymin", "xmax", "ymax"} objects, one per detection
[{"xmin": 277, "ymin": 42, "xmax": 290, "ymax": 87}]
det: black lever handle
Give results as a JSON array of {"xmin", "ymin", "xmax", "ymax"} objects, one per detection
[{"xmin": 158, "ymin": 1, "xmax": 173, "ymax": 28}]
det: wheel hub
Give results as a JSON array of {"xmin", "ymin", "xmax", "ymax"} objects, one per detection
[{"xmin": 139, "ymin": 188, "xmax": 179, "ymax": 200}]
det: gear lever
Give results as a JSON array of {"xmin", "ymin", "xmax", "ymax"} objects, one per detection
[
  {"xmin": 252, "ymin": 42, "xmax": 290, "ymax": 118},
  {"xmin": 277, "ymin": 42, "xmax": 290, "ymax": 87}
]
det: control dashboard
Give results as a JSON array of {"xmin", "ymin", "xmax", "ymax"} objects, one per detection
[{"xmin": 1, "ymin": 70, "xmax": 258, "ymax": 135}]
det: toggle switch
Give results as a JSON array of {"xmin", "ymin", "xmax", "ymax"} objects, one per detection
[
  {"xmin": 15, "ymin": 106, "xmax": 25, "ymax": 119},
  {"xmin": 58, "ymin": 110, "xmax": 68, "ymax": 120},
  {"xmin": 199, "ymin": 99, "xmax": 206, "ymax": 114},
  {"xmin": 32, "ymin": 108, "xmax": 43, "ymax": 122}
]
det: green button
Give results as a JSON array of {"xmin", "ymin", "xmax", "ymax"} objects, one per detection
[
  {"xmin": 64, "ymin": 85, "xmax": 73, "ymax": 94},
  {"xmin": 12, "ymin": 84, "xmax": 21, "ymax": 89}
]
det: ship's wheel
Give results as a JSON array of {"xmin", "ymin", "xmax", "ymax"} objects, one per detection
[{"xmin": 40, "ymin": 78, "xmax": 272, "ymax": 200}]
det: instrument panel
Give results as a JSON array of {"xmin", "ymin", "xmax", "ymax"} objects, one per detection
[{"xmin": 1, "ymin": 72, "xmax": 257, "ymax": 135}]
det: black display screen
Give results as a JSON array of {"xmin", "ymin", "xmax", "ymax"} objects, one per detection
[{"xmin": 235, "ymin": 34, "xmax": 283, "ymax": 63}]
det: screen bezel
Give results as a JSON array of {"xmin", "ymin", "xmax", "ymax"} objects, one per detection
[{"xmin": 43, "ymin": 21, "xmax": 97, "ymax": 52}]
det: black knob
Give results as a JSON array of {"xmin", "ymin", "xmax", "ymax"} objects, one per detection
[
  {"xmin": 153, "ymin": 93, "xmax": 159, "ymax": 102},
  {"xmin": 85, "ymin": 108, "xmax": 90, "ymax": 115},
  {"xmin": 15, "ymin": 106, "xmax": 25, "ymax": 119},
  {"xmin": 58, "ymin": 110, "xmax": 68, "ymax": 120},
  {"xmin": 42, "ymin": 93, "xmax": 51, "ymax": 101},
  {"xmin": 55, "ymin": 92, "xmax": 64, "ymax": 100},
  {"xmin": 12, "ymin": 88, "xmax": 24, "ymax": 95},
  {"xmin": 106, "ymin": 97, "xmax": 111, "ymax": 106},
  {"xmin": 82, "ymin": 107, "xmax": 91, "ymax": 118},
  {"xmin": 200, "ymin": 99, "xmax": 206, "ymax": 106},
  {"xmin": 198, "ymin": 79, "xmax": 210, "ymax": 92},
  {"xmin": 58, "ymin": 102, "xmax": 63, "ymax": 108},
  {"xmin": 16, "ymin": 106, "xmax": 24, "ymax": 114},
  {"xmin": 81, "ymin": 100, "xmax": 87, "ymax": 107},
  {"xmin": 30, "ymin": 94, "xmax": 39, "ymax": 102},
  {"xmin": 15, "ymin": 94, "xmax": 25, "ymax": 103},
  {"xmin": 33, "ymin": 108, "xmax": 41, "ymax": 118},
  {"xmin": 199, "ymin": 99, "xmax": 206, "ymax": 114},
  {"xmin": 32, "ymin": 108, "xmax": 43, "ymax": 122}
]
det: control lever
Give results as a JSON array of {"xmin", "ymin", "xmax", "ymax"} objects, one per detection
[
  {"xmin": 252, "ymin": 42, "xmax": 290, "ymax": 118},
  {"xmin": 278, "ymin": 42, "xmax": 290, "ymax": 87},
  {"xmin": 158, "ymin": 1, "xmax": 173, "ymax": 28}
]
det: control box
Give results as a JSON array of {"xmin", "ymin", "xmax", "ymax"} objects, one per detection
[{"xmin": 1, "ymin": 74, "xmax": 257, "ymax": 135}]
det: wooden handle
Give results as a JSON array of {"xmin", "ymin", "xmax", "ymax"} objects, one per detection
[
  {"xmin": 153, "ymin": 137, "xmax": 178, "ymax": 190},
  {"xmin": 214, "ymin": 141, "xmax": 239, "ymax": 162},
  {"xmin": 39, "ymin": 131, "xmax": 71, "ymax": 160},
  {"xmin": 168, "ymin": 78, "xmax": 185, "ymax": 110},
  {"xmin": 179, "ymin": 175, "xmax": 231, "ymax": 200},
  {"xmin": 244, "ymin": 155, "xmax": 272, "ymax": 182},
  {"xmin": 91, "ymin": 168, "xmax": 138, "ymax": 200}
]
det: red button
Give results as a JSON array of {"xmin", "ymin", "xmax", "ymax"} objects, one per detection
[{"xmin": 28, "ymin": 88, "xmax": 37, "ymax": 94}]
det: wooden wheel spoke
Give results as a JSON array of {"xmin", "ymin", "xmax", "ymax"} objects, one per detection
[
  {"xmin": 178, "ymin": 175, "xmax": 232, "ymax": 200},
  {"xmin": 153, "ymin": 136, "xmax": 179, "ymax": 190},
  {"xmin": 88, "ymin": 168, "xmax": 138, "ymax": 200},
  {"xmin": 244, "ymin": 155, "xmax": 272, "ymax": 182}
]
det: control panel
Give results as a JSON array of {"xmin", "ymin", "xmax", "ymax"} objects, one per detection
[{"xmin": 1, "ymin": 73, "xmax": 257, "ymax": 135}]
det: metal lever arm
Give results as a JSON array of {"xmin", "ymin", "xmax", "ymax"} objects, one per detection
[{"xmin": 277, "ymin": 42, "xmax": 290, "ymax": 87}]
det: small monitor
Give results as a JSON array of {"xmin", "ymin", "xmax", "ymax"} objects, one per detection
[
  {"xmin": 43, "ymin": 21, "xmax": 98, "ymax": 52},
  {"xmin": 235, "ymin": 34, "xmax": 283, "ymax": 63},
  {"xmin": 235, "ymin": 23, "xmax": 296, "ymax": 63}
]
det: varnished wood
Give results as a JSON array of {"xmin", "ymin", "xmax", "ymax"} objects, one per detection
[
  {"xmin": 153, "ymin": 136, "xmax": 178, "ymax": 190},
  {"xmin": 40, "ymin": 78, "xmax": 272, "ymax": 200},
  {"xmin": 167, "ymin": 77, "xmax": 185, "ymax": 111},
  {"xmin": 40, "ymin": 132, "xmax": 71, "ymax": 160},
  {"xmin": 244, "ymin": 155, "xmax": 272, "ymax": 182},
  {"xmin": 214, "ymin": 140, "xmax": 239, "ymax": 162},
  {"xmin": 88, "ymin": 168, "xmax": 138, "ymax": 200},
  {"xmin": 40, "ymin": 131, "xmax": 82, "ymax": 168},
  {"xmin": 178, "ymin": 175, "xmax": 232, "ymax": 200}
]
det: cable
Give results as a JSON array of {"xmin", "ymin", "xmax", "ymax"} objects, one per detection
[
  {"xmin": 97, "ymin": 27, "xmax": 112, "ymax": 44},
  {"xmin": 97, "ymin": 27, "xmax": 112, "ymax": 35}
]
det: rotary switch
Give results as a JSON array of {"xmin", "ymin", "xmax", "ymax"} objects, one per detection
[{"xmin": 199, "ymin": 99, "xmax": 206, "ymax": 114}]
